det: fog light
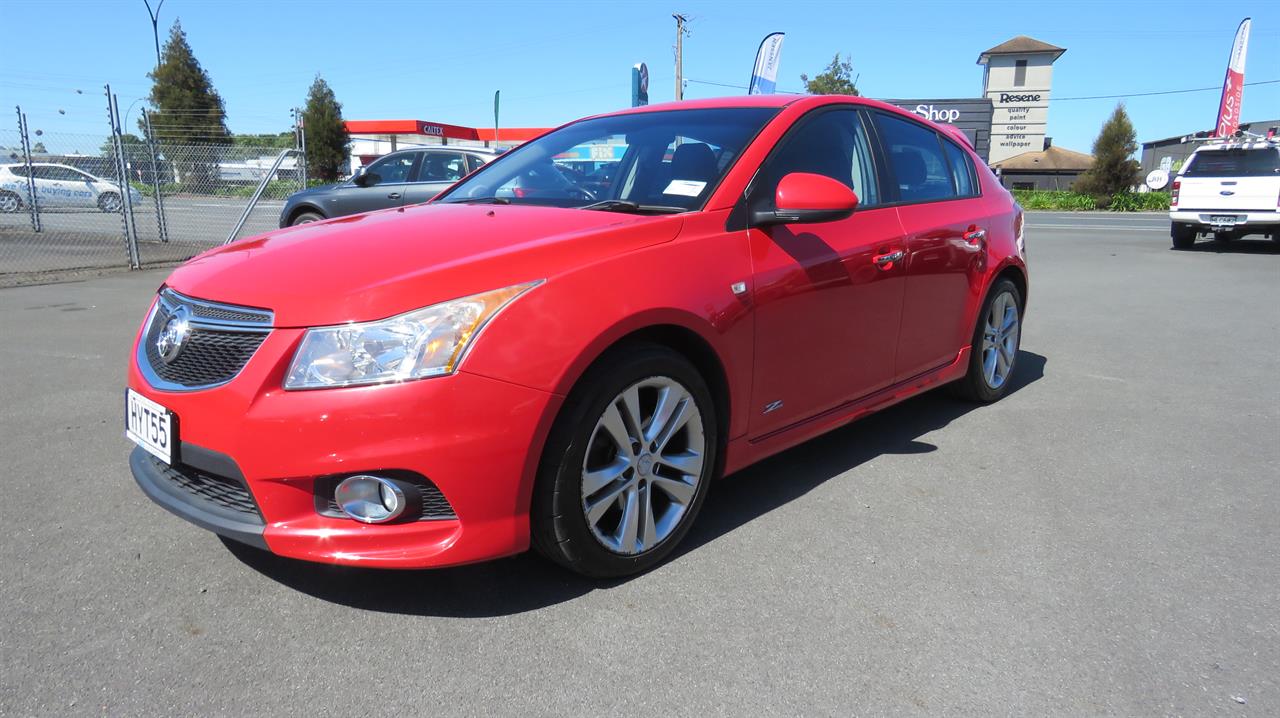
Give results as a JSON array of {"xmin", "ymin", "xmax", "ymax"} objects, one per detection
[{"xmin": 335, "ymin": 475, "xmax": 417, "ymax": 524}]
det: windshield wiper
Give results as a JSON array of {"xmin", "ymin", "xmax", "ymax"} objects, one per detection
[
  {"xmin": 578, "ymin": 199, "xmax": 686, "ymax": 214},
  {"xmin": 441, "ymin": 196, "xmax": 511, "ymax": 205}
]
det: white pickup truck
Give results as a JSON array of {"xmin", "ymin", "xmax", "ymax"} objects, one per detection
[{"xmin": 1169, "ymin": 137, "xmax": 1280, "ymax": 249}]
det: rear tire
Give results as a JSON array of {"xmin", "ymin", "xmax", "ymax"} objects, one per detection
[
  {"xmin": 0, "ymin": 191, "xmax": 21, "ymax": 213},
  {"xmin": 531, "ymin": 343, "xmax": 718, "ymax": 578},
  {"xmin": 952, "ymin": 278, "xmax": 1022, "ymax": 403},
  {"xmin": 97, "ymin": 192, "xmax": 121, "ymax": 213},
  {"xmin": 1171, "ymin": 222, "xmax": 1196, "ymax": 249},
  {"xmin": 290, "ymin": 211, "xmax": 324, "ymax": 226}
]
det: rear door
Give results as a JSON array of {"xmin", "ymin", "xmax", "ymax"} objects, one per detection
[
  {"xmin": 747, "ymin": 108, "xmax": 907, "ymax": 438},
  {"xmin": 1177, "ymin": 147, "xmax": 1280, "ymax": 211},
  {"xmin": 873, "ymin": 111, "xmax": 992, "ymax": 382},
  {"xmin": 401, "ymin": 150, "xmax": 469, "ymax": 205}
]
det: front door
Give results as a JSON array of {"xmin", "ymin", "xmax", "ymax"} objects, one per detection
[
  {"xmin": 747, "ymin": 109, "xmax": 907, "ymax": 439},
  {"xmin": 335, "ymin": 152, "xmax": 418, "ymax": 216}
]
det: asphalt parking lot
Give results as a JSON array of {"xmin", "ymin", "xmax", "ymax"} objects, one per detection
[{"xmin": 1, "ymin": 212, "xmax": 1277, "ymax": 715}]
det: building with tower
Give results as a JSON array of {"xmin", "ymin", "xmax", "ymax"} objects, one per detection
[{"xmin": 979, "ymin": 36, "xmax": 1066, "ymax": 165}]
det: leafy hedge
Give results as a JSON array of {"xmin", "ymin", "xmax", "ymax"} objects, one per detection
[{"xmin": 1011, "ymin": 189, "xmax": 1170, "ymax": 212}]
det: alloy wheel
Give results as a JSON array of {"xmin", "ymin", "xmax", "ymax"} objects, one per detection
[
  {"xmin": 0, "ymin": 194, "xmax": 18, "ymax": 213},
  {"xmin": 100, "ymin": 193, "xmax": 122, "ymax": 213},
  {"xmin": 581, "ymin": 376, "xmax": 706, "ymax": 555},
  {"xmin": 981, "ymin": 291, "xmax": 1020, "ymax": 389}
]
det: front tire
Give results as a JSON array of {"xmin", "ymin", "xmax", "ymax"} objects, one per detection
[
  {"xmin": 290, "ymin": 210, "xmax": 324, "ymax": 226},
  {"xmin": 531, "ymin": 344, "xmax": 718, "ymax": 578},
  {"xmin": 952, "ymin": 278, "xmax": 1022, "ymax": 403},
  {"xmin": 1171, "ymin": 222, "xmax": 1196, "ymax": 249}
]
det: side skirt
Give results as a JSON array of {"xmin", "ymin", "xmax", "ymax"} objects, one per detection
[{"xmin": 721, "ymin": 347, "xmax": 971, "ymax": 475}]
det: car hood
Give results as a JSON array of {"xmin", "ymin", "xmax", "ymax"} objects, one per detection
[
  {"xmin": 286, "ymin": 183, "xmax": 344, "ymax": 200},
  {"xmin": 165, "ymin": 202, "xmax": 686, "ymax": 327}
]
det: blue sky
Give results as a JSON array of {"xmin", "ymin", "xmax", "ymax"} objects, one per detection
[{"xmin": 3, "ymin": 0, "xmax": 1278, "ymax": 153}]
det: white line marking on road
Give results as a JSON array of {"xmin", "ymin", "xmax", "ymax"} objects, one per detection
[{"xmin": 1029, "ymin": 224, "xmax": 1162, "ymax": 231}]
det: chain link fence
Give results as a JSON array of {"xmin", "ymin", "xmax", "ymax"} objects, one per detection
[{"xmin": 2, "ymin": 93, "xmax": 306, "ymax": 288}]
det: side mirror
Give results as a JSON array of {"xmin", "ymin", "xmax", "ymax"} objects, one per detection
[
  {"xmin": 350, "ymin": 167, "xmax": 369, "ymax": 187},
  {"xmin": 750, "ymin": 172, "xmax": 859, "ymax": 227}
]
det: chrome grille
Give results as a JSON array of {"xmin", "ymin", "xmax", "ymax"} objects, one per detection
[{"xmin": 138, "ymin": 290, "xmax": 273, "ymax": 391}]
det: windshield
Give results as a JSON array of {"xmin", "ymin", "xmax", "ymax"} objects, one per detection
[
  {"xmin": 1184, "ymin": 148, "xmax": 1280, "ymax": 177},
  {"xmin": 437, "ymin": 107, "xmax": 777, "ymax": 212}
]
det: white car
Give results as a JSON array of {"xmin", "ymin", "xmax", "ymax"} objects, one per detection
[
  {"xmin": 1169, "ymin": 135, "xmax": 1280, "ymax": 249},
  {"xmin": 0, "ymin": 162, "xmax": 143, "ymax": 213}
]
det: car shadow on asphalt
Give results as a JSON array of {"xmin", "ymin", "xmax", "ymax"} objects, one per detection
[
  {"xmin": 223, "ymin": 350, "xmax": 1048, "ymax": 618},
  {"xmin": 1179, "ymin": 238, "xmax": 1280, "ymax": 254}
]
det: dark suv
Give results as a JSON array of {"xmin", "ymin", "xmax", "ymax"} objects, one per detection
[{"xmin": 278, "ymin": 147, "xmax": 497, "ymax": 227}]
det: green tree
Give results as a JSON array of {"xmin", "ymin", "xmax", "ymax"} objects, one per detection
[
  {"xmin": 144, "ymin": 20, "xmax": 229, "ymax": 191},
  {"xmin": 144, "ymin": 21, "xmax": 229, "ymax": 145},
  {"xmin": 801, "ymin": 54, "xmax": 859, "ymax": 96},
  {"xmin": 231, "ymin": 132, "xmax": 296, "ymax": 150},
  {"xmin": 1075, "ymin": 103, "xmax": 1140, "ymax": 197},
  {"xmin": 301, "ymin": 75, "xmax": 349, "ymax": 181},
  {"xmin": 32, "ymin": 142, "xmax": 47, "ymax": 154}
]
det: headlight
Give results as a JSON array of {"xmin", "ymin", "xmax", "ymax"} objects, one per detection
[{"xmin": 283, "ymin": 281, "xmax": 542, "ymax": 390}]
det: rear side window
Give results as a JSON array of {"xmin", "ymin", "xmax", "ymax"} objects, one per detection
[
  {"xmin": 941, "ymin": 139, "xmax": 978, "ymax": 197},
  {"xmin": 1184, "ymin": 149, "xmax": 1280, "ymax": 177},
  {"xmin": 876, "ymin": 113, "xmax": 958, "ymax": 203},
  {"xmin": 418, "ymin": 152, "xmax": 466, "ymax": 182},
  {"xmin": 6, "ymin": 166, "xmax": 28, "ymax": 178}
]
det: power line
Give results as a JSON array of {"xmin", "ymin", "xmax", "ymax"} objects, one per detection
[
  {"xmin": 1053, "ymin": 79, "xmax": 1279, "ymax": 101},
  {"xmin": 688, "ymin": 78, "xmax": 1280, "ymax": 103}
]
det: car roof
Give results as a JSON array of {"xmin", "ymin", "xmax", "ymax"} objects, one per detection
[
  {"xmin": 383, "ymin": 146, "xmax": 499, "ymax": 156},
  {"xmin": 599, "ymin": 94, "xmax": 805, "ymax": 118}
]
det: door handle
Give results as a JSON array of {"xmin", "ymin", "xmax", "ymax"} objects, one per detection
[
  {"xmin": 873, "ymin": 250, "xmax": 905, "ymax": 267},
  {"xmin": 387, "ymin": 192, "xmax": 402, "ymax": 199},
  {"xmin": 963, "ymin": 228, "xmax": 986, "ymax": 244}
]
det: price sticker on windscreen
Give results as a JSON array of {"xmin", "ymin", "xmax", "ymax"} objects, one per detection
[{"xmin": 663, "ymin": 180, "xmax": 706, "ymax": 197}]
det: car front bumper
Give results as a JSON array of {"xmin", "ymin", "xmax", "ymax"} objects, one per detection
[{"xmin": 127, "ymin": 324, "xmax": 561, "ymax": 569}]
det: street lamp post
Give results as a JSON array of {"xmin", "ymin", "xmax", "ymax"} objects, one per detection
[{"xmin": 143, "ymin": 0, "xmax": 165, "ymax": 70}]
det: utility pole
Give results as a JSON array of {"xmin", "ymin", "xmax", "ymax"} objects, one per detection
[
  {"xmin": 673, "ymin": 13, "xmax": 689, "ymax": 101},
  {"xmin": 143, "ymin": 0, "xmax": 165, "ymax": 70}
]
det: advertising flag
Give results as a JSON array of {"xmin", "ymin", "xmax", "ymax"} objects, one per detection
[
  {"xmin": 1214, "ymin": 18, "xmax": 1251, "ymax": 137},
  {"xmin": 748, "ymin": 32, "xmax": 785, "ymax": 95}
]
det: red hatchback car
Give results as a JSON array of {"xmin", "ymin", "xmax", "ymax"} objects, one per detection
[{"xmin": 126, "ymin": 95, "xmax": 1027, "ymax": 577}]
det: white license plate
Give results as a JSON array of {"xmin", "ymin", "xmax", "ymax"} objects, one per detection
[
  {"xmin": 125, "ymin": 389, "xmax": 174, "ymax": 464},
  {"xmin": 1210, "ymin": 215, "xmax": 1239, "ymax": 225}
]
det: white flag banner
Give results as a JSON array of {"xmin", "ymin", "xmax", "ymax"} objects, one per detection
[{"xmin": 748, "ymin": 32, "xmax": 785, "ymax": 95}]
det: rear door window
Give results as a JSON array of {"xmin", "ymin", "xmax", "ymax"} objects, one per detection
[
  {"xmin": 1184, "ymin": 149, "xmax": 1280, "ymax": 177},
  {"xmin": 417, "ymin": 152, "xmax": 467, "ymax": 183},
  {"xmin": 875, "ymin": 113, "xmax": 958, "ymax": 203}
]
